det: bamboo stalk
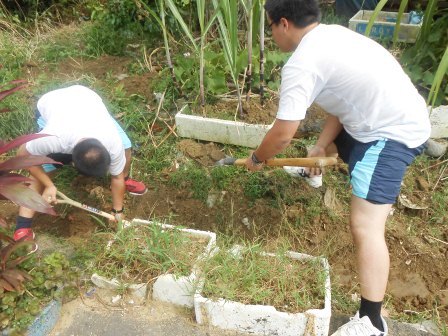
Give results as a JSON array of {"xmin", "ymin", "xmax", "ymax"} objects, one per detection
[
  {"xmin": 245, "ymin": 0, "xmax": 253, "ymax": 103},
  {"xmin": 212, "ymin": 0, "xmax": 244, "ymax": 118},
  {"xmin": 259, "ymin": 0, "xmax": 266, "ymax": 107}
]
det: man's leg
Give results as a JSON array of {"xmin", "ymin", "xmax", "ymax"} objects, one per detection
[
  {"xmin": 351, "ymin": 196, "xmax": 391, "ymax": 330},
  {"xmin": 14, "ymin": 175, "xmax": 44, "ymax": 242},
  {"xmin": 124, "ymin": 148, "xmax": 132, "ymax": 178},
  {"xmin": 111, "ymin": 118, "xmax": 147, "ymax": 195}
]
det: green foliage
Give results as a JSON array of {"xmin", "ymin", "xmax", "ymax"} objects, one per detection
[
  {"xmin": 36, "ymin": 28, "xmax": 87, "ymax": 63},
  {"xmin": 320, "ymin": 4, "xmax": 348, "ymax": 26},
  {"xmin": 264, "ymin": 49, "xmax": 291, "ymax": 91},
  {"xmin": 400, "ymin": 9, "xmax": 448, "ymax": 105},
  {"xmin": 0, "ymin": 35, "xmax": 29, "ymax": 75},
  {"xmin": 169, "ymin": 164, "xmax": 211, "ymax": 201},
  {"xmin": 83, "ymin": 1, "xmax": 161, "ymax": 56}
]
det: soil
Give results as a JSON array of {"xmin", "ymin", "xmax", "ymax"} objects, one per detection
[
  {"xmin": 3, "ymin": 53, "xmax": 447, "ymax": 330},
  {"xmin": 188, "ymin": 94, "xmax": 328, "ymax": 138}
]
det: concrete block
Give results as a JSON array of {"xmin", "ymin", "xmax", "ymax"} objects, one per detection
[
  {"xmin": 175, "ymin": 105, "xmax": 273, "ymax": 148},
  {"xmin": 131, "ymin": 219, "xmax": 217, "ymax": 308},
  {"xmin": 349, "ymin": 10, "xmax": 422, "ymax": 43},
  {"xmin": 429, "ymin": 105, "xmax": 448, "ymax": 139},
  {"xmin": 27, "ymin": 300, "xmax": 62, "ymax": 336},
  {"xmin": 194, "ymin": 251, "xmax": 331, "ymax": 336}
]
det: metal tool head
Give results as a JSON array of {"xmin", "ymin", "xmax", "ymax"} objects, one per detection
[{"xmin": 215, "ymin": 156, "xmax": 237, "ymax": 166}]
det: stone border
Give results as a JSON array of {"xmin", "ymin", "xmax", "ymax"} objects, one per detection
[
  {"xmin": 193, "ymin": 250, "xmax": 331, "ymax": 336},
  {"xmin": 92, "ymin": 219, "xmax": 217, "ymax": 308},
  {"xmin": 175, "ymin": 105, "xmax": 273, "ymax": 148}
]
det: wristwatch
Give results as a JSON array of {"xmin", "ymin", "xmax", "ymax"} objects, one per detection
[
  {"xmin": 251, "ymin": 152, "xmax": 264, "ymax": 165},
  {"xmin": 111, "ymin": 208, "xmax": 124, "ymax": 214}
]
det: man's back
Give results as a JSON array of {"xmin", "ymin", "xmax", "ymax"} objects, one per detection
[{"xmin": 278, "ymin": 24, "xmax": 430, "ymax": 148}]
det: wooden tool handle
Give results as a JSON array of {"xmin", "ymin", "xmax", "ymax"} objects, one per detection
[
  {"xmin": 56, "ymin": 191, "xmax": 116, "ymax": 221},
  {"xmin": 233, "ymin": 157, "xmax": 338, "ymax": 167}
]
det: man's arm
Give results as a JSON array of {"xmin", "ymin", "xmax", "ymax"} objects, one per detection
[
  {"xmin": 307, "ymin": 115, "xmax": 342, "ymax": 176},
  {"xmin": 245, "ymin": 119, "xmax": 301, "ymax": 171},
  {"xmin": 17, "ymin": 144, "xmax": 57, "ymax": 202},
  {"xmin": 110, "ymin": 172, "xmax": 125, "ymax": 220},
  {"xmin": 313, "ymin": 114, "xmax": 343, "ymax": 153}
]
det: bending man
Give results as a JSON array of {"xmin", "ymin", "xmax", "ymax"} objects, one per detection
[
  {"xmin": 15, "ymin": 84, "xmax": 147, "ymax": 242},
  {"xmin": 246, "ymin": 1, "xmax": 430, "ymax": 335}
]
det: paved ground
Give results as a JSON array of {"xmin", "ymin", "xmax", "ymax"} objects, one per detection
[{"xmin": 49, "ymin": 296, "xmax": 438, "ymax": 336}]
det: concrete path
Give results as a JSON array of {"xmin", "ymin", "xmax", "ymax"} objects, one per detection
[{"xmin": 50, "ymin": 297, "xmax": 438, "ymax": 336}]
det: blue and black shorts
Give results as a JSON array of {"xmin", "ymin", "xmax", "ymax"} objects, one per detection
[{"xmin": 334, "ymin": 129, "xmax": 426, "ymax": 205}]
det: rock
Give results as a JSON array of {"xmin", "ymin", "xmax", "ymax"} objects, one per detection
[
  {"xmin": 425, "ymin": 138, "xmax": 448, "ymax": 157},
  {"xmin": 91, "ymin": 273, "xmax": 120, "ymax": 290},
  {"xmin": 407, "ymin": 320, "xmax": 441, "ymax": 335}
]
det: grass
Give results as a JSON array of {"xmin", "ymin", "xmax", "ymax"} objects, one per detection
[
  {"xmin": 93, "ymin": 222, "xmax": 208, "ymax": 283},
  {"xmin": 200, "ymin": 238, "xmax": 328, "ymax": 313},
  {"xmin": 169, "ymin": 163, "xmax": 212, "ymax": 201}
]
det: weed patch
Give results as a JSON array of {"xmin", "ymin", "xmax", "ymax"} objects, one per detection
[
  {"xmin": 200, "ymin": 241, "xmax": 327, "ymax": 313},
  {"xmin": 169, "ymin": 164, "xmax": 211, "ymax": 201},
  {"xmin": 93, "ymin": 223, "xmax": 208, "ymax": 283}
]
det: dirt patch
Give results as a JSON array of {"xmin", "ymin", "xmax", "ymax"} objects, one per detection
[
  {"xmin": 189, "ymin": 98, "xmax": 328, "ymax": 137},
  {"xmin": 296, "ymin": 103, "xmax": 328, "ymax": 137},
  {"xmin": 177, "ymin": 139, "xmax": 226, "ymax": 166},
  {"xmin": 57, "ymin": 55, "xmax": 132, "ymax": 80},
  {"xmin": 120, "ymin": 71, "xmax": 158, "ymax": 102},
  {"xmin": 193, "ymin": 98, "xmax": 278, "ymax": 124}
]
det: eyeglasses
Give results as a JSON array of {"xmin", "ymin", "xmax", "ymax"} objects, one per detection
[{"xmin": 268, "ymin": 21, "xmax": 275, "ymax": 29}]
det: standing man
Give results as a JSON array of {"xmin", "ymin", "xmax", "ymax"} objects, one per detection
[
  {"xmin": 14, "ymin": 84, "xmax": 147, "ymax": 242},
  {"xmin": 246, "ymin": 1, "xmax": 430, "ymax": 335}
]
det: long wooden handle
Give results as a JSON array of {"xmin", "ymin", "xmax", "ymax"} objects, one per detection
[
  {"xmin": 233, "ymin": 157, "xmax": 338, "ymax": 167},
  {"xmin": 56, "ymin": 191, "xmax": 116, "ymax": 221}
]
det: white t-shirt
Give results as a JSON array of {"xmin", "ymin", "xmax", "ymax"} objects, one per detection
[
  {"xmin": 277, "ymin": 24, "xmax": 430, "ymax": 148},
  {"xmin": 26, "ymin": 85, "xmax": 126, "ymax": 176}
]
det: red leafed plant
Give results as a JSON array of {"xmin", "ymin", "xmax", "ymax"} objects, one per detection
[
  {"xmin": 0, "ymin": 232, "xmax": 34, "ymax": 291},
  {"xmin": 0, "ymin": 76, "xmax": 59, "ymax": 225},
  {"xmin": 0, "ymin": 70, "xmax": 60, "ymax": 291}
]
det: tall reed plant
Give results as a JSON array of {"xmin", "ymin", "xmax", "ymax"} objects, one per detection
[{"xmin": 212, "ymin": 0, "xmax": 244, "ymax": 117}]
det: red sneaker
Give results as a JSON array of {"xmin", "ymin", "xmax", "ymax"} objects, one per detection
[
  {"xmin": 125, "ymin": 178, "xmax": 147, "ymax": 195},
  {"xmin": 13, "ymin": 228, "xmax": 35, "ymax": 241},
  {"xmin": 13, "ymin": 228, "xmax": 38, "ymax": 253}
]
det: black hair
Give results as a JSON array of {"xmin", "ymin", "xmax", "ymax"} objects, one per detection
[
  {"xmin": 72, "ymin": 138, "xmax": 111, "ymax": 177},
  {"xmin": 265, "ymin": 0, "xmax": 321, "ymax": 28}
]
